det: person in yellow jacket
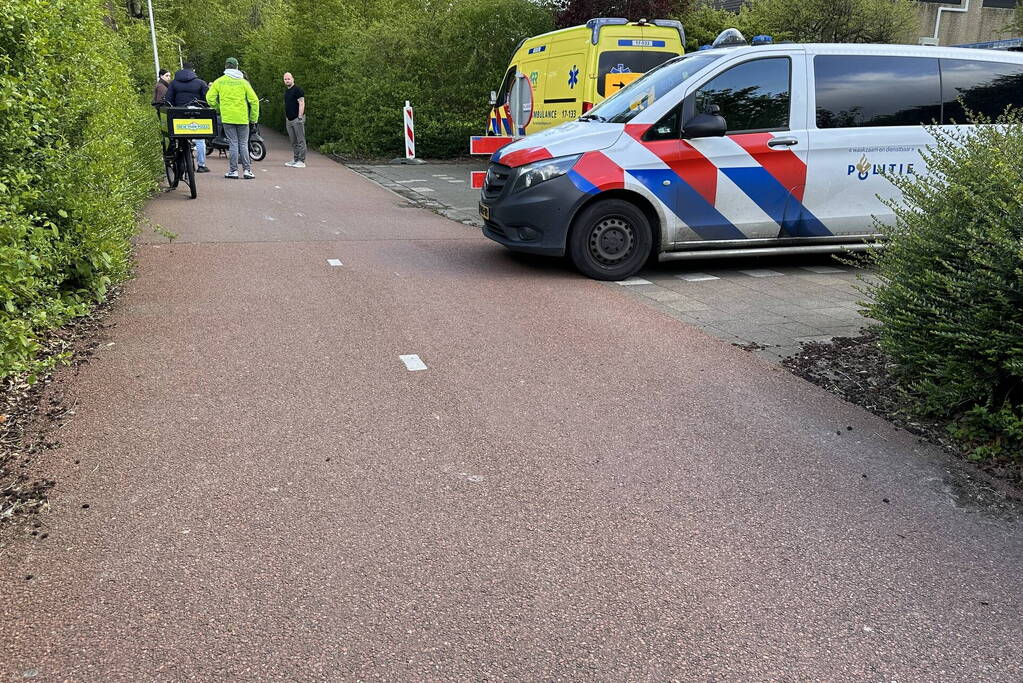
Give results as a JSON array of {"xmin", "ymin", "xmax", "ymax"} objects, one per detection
[{"xmin": 207, "ymin": 57, "xmax": 260, "ymax": 179}]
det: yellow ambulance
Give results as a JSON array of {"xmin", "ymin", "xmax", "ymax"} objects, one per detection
[{"xmin": 486, "ymin": 18, "xmax": 685, "ymax": 137}]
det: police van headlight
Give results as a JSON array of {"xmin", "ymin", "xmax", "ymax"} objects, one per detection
[{"xmin": 511, "ymin": 155, "xmax": 581, "ymax": 193}]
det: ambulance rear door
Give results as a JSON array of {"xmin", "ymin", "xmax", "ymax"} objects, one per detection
[{"xmin": 595, "ymin": 25, "xmax": 682, "ymax": 106}]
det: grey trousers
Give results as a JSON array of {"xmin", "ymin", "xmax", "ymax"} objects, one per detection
[
  {"xmin": 224, "ymin": 123, "xmax": 251, "ymax": 172},
  {"xmin": 286, "ymin": 117, "xmax": 306, "ymax": 162}
]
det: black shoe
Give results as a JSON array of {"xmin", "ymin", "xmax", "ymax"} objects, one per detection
[{"xmin": 196, "ymin": 165, "xmax": 210, "ymax": 173}]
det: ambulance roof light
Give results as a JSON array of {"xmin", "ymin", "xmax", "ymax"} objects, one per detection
[
  {"xmin": 586, "ymin": 18, "xmax": 629, "ymax": 44},
  {"xmin": 652, "ymin": 19, "xmax": 686, "ymax": 49},
  {"xmin": 712, "ymin": 28, "xmax": 748, "ymax": 49}
]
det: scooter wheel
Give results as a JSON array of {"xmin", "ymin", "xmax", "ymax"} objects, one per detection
[{"xmin": 249, "ymin": 140, "xmax": 266, "ymax": 162}]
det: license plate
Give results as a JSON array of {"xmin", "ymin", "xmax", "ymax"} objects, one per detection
[{"xmin": 479, "ymin": 203, "xmax": 490, "ymax": 220}]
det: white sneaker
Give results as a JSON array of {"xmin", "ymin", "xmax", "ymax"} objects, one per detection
[
  {"xmin": 293, "ymin": 161, "xmax": 306, "ymax": 168},
  {"xmin": 285, "ymin": 161, "xmax": 298, "ymax": 167},
  {"xmin": 224, "ymin": 170, "xmax": 239, "ymax": 179},
  {"xmin": 243, "ymin": 169, "xmax": 255, "ymax": 179}
]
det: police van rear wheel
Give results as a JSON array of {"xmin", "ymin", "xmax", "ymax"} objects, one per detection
[{"xmin": 569, "ymin": 199, "xmax": 652, "ymax": 281}]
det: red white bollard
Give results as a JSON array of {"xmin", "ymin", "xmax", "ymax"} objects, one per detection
[{"xmin": 404, "ymin": 101, "xmax": 415, "ymax": 160}]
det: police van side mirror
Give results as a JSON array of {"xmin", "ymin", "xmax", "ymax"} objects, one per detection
[
  {"xmin": 489, "ymin": 90, "xmax": 497, "ymax": 106},
  {"xmin": 683, "ymin": 112, "xmax": 727, "ymax": 138}
]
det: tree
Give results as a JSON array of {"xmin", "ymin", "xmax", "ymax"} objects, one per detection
[
  {"xmin": 555, "ymin": 0, "xmax": 691, "ymax": 29},
  {"xmin": 740, "ymin": 0, "xmax": 916, "ymax": 44},
  {"xmin": 678, "ymin": 1, "xmax": 741, "ymax": 51}
]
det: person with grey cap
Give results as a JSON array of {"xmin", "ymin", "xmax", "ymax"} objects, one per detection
[{"xmin": 206, "ymin": 57, "xmax": 260, "ymax": 179}]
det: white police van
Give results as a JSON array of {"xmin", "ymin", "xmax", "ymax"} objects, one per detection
[{"xmin": 478, "ymin": 31, "xmax": 1023, "ymax": 280}]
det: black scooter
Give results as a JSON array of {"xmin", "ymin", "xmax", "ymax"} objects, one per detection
[
  {"xmin": 193, "ymin": 97, "xmax": 268, "ymax": 162},
  {"xmin": 208, "ymin": 120, "xmax": 266, "ymax": 162}
]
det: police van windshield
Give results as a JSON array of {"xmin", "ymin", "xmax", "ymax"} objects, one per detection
[{"xmin": 583, "ymin": 52, "xmax": 724, "ymax": 124}]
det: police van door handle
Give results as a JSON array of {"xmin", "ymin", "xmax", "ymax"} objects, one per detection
[{"xmin": 767, "ymin": 136, "xmax": 798, "ymax": 148}]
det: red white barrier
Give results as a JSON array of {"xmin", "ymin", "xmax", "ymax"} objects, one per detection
[
  {"xmin": 469, "ymin": 136, "xmax": 516, "ymax": 188},
  {"xmin": 469, "ymin": 136, "xmax": 514, "ymax": 156},
  {"xmin": 404, "ymin": 101, "xmax": 415, "ymax": 160}
]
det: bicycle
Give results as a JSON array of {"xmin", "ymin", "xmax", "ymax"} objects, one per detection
[
  {"xmin": 161, "ymin": 135, "xmax": 197, "ymax": 198},
  {"xmin": 158, "ymin": 103, "xmax": 217, "ymax": 199}
]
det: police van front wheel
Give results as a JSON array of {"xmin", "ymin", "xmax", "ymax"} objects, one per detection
[{"xmin": 569, "ymin": 199, "xmax": 652, "ymax": 281}]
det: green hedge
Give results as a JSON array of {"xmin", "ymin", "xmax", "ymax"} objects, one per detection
[
  {"xmin": 236, "ymin": 0, "xmax": 553, "ymax": 159},
  {"xmin": 0, "ymin": 0, "xmax": 159, "ymax": 377},
  {"xmin": 865, "ymin": 110, "xmax": 1023, "ymax": 462}
]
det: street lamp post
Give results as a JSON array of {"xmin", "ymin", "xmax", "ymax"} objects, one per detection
[{"xmin": 147, "ymin": 0, "xmax": 160, "ymax": 79}]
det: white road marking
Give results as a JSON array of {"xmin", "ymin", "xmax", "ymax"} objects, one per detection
[
  {"xmin": 616, "ymin": 277, "xmax": 653, "ymax": 286},
  {"xmin": 396, "ymin": 179, "xmax": 427, "ymax": 183},
  {"xmin": 400, "ymin": 354, "xmax": 428, "ymax": 371},
  {"xmin": 447, "ymin": 179, "xmax": 465, "ymax": 183},
  {"xmin": 800, "ymin": 265, "xmax": 845, "ymax": 274},
  {"xmin": 739, "ymin": 269, "xmax": 784, "ymax": 278},
  {"xmin": 676, "ymin": 273, "xmax": 719, "ymax": 282},
  {"xmin": 263, "ymin": 215, "xmax": 275, "ymax": 221},
  {"xmin": 327, "ymin": 259, "xmax": 343, "ymax": 267},
  {"xmin": 414, "ymin": 187, "xmax": 436, "ymax": 193}
]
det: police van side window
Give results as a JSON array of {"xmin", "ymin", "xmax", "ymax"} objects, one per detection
[
  {"xmin": 693, "ymin": 57, "xmax": 790, "ymax": 134},
  {"xmin": 940, "ymin": 59, "xmax": 1023, "ymax": 124},
  {"xmin": 815, "ymin": 55, "xmax": 941, "ymax": 128}
]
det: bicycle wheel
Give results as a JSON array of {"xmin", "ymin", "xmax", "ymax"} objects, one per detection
[
  {"xmin": 162, "ymin": 138, "xmax": 176, "ymax": 188},
  {"xmin": 170, "ymin": 142, "xmax": 185, "ymax": 190},
  {"xmin": 182, "ymin": 144, "xmax": 197, "ymax": 199}
]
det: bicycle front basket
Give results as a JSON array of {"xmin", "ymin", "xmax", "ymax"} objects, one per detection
[{"xmin": 162, "ymin": 106, "xmax": 217, "ymax": 139}]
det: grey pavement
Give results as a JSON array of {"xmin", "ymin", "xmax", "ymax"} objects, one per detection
[
  {"xmin": 1, "ymin": 131, "xmax": 1021, "ymax": 680},
  {"xmin": 351, "ymin": 159, "xmax": 876, "ymax": 363}
]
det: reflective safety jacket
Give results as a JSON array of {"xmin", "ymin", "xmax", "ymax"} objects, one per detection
[{"xmin": 207, "ymin": 69, "xmax": 259, "ymax": 124}]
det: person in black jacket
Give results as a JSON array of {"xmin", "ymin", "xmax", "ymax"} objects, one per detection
[{"xmin": 164, "ymin": 63, "xmax": 211, "ymax": 173}]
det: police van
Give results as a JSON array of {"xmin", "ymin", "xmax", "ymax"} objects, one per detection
[
  {"xmin": 478, "ymin": 32, "xmax": 1023, "ymax": 280},
  {"xmin": 486, "ymin": 18, "xmax": 685, "ymax": 137}
]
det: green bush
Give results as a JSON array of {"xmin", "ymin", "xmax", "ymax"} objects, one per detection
[
  {"xmin": 679, "ymin": 2, "xmax": 744, "ymax": 51},
  {"xmin": 865, "ymin": 109, "xmax": 1023, "ymax": 461},
  {"xmin": 0, "ymin": 0, "xmax": 160, "ymax": 377},
  {"xmin": 233, "ymin": 0, "xmax": 553, "ymax": 158}
]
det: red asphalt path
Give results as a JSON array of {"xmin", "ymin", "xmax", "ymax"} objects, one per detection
[{"xmin": 2, "ymin": 132, "xmax": 1021, "ymax": 680}]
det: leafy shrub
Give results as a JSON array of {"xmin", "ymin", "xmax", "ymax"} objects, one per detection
[
  {"xmin": 864, "ymin": 109, "xmax": 1023, "ymax": 462},
  {"xmin": 233, "ymin": 0, "xmax": 553, "ymax": 159},
  {"xmin": 0, "ymin": 0, "xmax": 159, "ymax": 377}
]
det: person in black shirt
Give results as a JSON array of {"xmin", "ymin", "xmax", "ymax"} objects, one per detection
[{"xmin": 283, "ymin": 72, "xmax": 306, "ymax": 168}]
